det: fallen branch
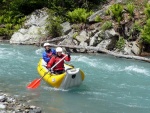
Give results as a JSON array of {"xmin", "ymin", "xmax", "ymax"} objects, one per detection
[{"xmin": 49, "ymin": 44, "xmax": 150, "ymax": 63}]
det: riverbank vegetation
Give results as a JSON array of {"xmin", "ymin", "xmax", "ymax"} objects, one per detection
[
  {"xmin": 0, "ymin": 0, "xmax": 104, "ymax": 38},
  {"xmin": 0, "ymin": 0, "xmax": 150, "ymax": 54}
]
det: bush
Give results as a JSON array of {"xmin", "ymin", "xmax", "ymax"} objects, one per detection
[
  {"xmin": 144, "ymin": 3, "xmax": 150, "ymax": 18},
  {"xmin": 94, "ymin": 15, "xmax": 102, "ymax": 22},
  {"xmin": 140, "ymin": 19, "xmax": 150, "ymax": 44},
  {"xmin": 109, "ymin": 4, "xmax": 123, "ymax": 23},
  {"xmin": 126, "ymin": 3, "xmax": 135, "ymax": 17},
  {"xmin": 46, "ymin": 10, "xmax": 63, "ymax": 38},
  {"xmin": 116, "ymin": 37, "xmax": 125, "ymax": 50},
  {"xmin": 67, "ymin": 8, "xmax": 93, "ymax": 23},
  {"xmin": 101, "ymin": 21, "xmax": 112, "ymax": 31}
]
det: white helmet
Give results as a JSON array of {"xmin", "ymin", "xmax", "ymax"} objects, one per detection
[
  {"xmin": 56, "ymin": 47, "xmax": 63, "ymax": 52},
  {"xmin": 43, "ymin": 43, "xmax": 50, "ymax": 47}
]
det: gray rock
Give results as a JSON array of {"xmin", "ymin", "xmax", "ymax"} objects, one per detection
[
  {"xmin": 97, "ymin": 39, "xmax": 111, "ymax": 49},
  {"xmin": 10, "ymin": 8, "xmax": 49, "ymax": 44},
  {"xmin": 79, "ymin": 41, "xmax": 88, "ymax": 52},
  {"xmin": 0, "ymin": 103, "xmax": 6, "ymax": 109},
  {"xmin": 88, "ymin": 7, "xmax": 108, "ymax": 22},
  {"xmin": 131, "ymin": 42, "xmax": 141, "ymax": 55},
  {"xmin": 104, "ymin": 29, "xmax": 118, "ymax": 39},
  {"xmin": 0, "ymin": 96, "xmax": 6, "ymax": 102},
  {"xmin": 61, "ymin": 22, "xmax": 72, "ymax": 35}
]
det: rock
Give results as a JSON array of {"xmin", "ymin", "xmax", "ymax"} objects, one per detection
[
  {"xmin": 97, "ymin": 39, "xmax": 111, "ymax": 49},
  {"xmin": 0, "ymin": 96, "xmax": 6, "ymax": 102},
  {"xmin": 131, "ymin": 42, "xmax": 141, "ymax": 55},
  {"xmin": 88, "ymin": 7, "xmax": 108, "ymax": 22},
  {"xmin": 24, "ymin": 8, "xmax": 48, "ymax": 27},
  {"xmin": 61, "ymin": 22, "xmax": 72, "ymax": 35},
  {"xmin": 0, "ymin": 92, "xmax": 42, "ymax": 113},
  {"xmin": 79, "ymin": 41, "xmax": 88, "ymax": 52},
  {"xmin": 76, "ymin": 30, "xmax": 89, "ymax": 42},
  {"xmin": 104, "ymin": 29, "xmax": 118, "ymax": 39},
  {"xmin": 0, "ymin": 103, "xmax": 6, "ymax": 109},
  {"xmin": 10, "ymin": 8, "xmax": 49, "ymax": 44},
  {"xmin": 115, "ymin": 0, "xmax": 128, "ymax": 4}
]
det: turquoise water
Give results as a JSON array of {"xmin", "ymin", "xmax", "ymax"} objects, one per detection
[{"xmin": 0, "ymin": 43, "xmax": 150, "ymax": 113}]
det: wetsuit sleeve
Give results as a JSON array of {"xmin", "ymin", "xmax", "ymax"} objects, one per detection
[
  {"xmin": 51, "ymin": 48, "xmax": 56, "ymax": 55},
  {"xmin": 47, "ymin": 57, "xmax": 55, "ymax": 68},
  {"xmin": 64, "ymin": 54, "xmax": 71, "ymax": 61},
  {"xmin": 42, "ymin": 51, "xmax": 50, "ymax": 63}
]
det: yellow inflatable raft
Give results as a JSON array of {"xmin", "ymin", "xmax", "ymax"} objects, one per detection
[{"xmin": 37, "ymin": 59, "xmax": 85, "ymax": 89}]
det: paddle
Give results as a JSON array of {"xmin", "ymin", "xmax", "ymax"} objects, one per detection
[{"xmin": 27, "ymin": 55, "xmax": 67, "ymax": 89}]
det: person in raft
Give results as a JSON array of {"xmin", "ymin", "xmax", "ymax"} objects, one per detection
[
  {"xmin": 42, "ymin": 43, "xmax": 56, "ymax": 63},
  {"xmin": 47, "ymin": 47, "xmax": 71, "ymax": 74}
]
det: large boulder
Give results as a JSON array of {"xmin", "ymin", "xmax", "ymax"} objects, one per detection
[{"xmin": 10, "ymin": 8, "xmax": 49, "ymax": 44}]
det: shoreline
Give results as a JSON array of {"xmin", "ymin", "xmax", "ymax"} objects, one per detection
[
  {"xmin": 0, "ymin": 41, "xmax": 150, "ymax": 63},
  {"xmin": 0, "ymin": 91, "xmax": 42, "ymax": 113}
]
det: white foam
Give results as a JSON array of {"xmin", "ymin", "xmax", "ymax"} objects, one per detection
[
  {"xmin": 35, "ymin": 48, "xmax": 43, "ymax": 55},
  {"xmin": 124, "ymin": 65, "xmax": 149, "ymax": 76},
  {"xmin": 43, "ymin": 86, "xmax": 69, "ymax": 92}
]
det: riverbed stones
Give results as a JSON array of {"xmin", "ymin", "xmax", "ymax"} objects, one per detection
[{"xmin": 0, "ymin": 93, "xmax": 42, "ymax": 113}]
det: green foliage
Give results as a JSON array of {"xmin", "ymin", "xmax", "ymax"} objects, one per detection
[
  {"xmin": 132, "ymin": 21, "xmax": 142, "ymax": 31},
  {"xmin": 116, "ymin": 37, "xmax": 125, "ymax": 50},
  {"xmin": 94, "ymin": 15, "xmax": 102, "ymax": 22},
  {"xmin": 105, "ymin": 9, "xmax": 110, "ymax": 15},
  {"xmin": 0, "ymin": 15, "xmax": 4, "ymax": 24},
  {"xmin": 101, "ymin": 21, "xmax": 112, "ymax": 31},
  {"xmin": 140, "ymin": 19, "xmax": 150, "ymax": 44},
  {"xmin": 73, "ymin": 32, "xmax": 79, "ymax": 39},
  {"xmin": 109, "ymin": 4, "xmax": 123, "ymax": 23},
  {"xmin": 0, "ymin": 12, "xmax": 25, "ymax": 37},
  {"xmin": 144, "ymin": 3, "xmax": 150, "ymax": 18},
  {"xmin": 13, "ymin": 24, "xmax": 21, "ymax": 31},
  {"xmin": 46, "ymin": 10, "xmax": 63, "ymax": 38},
  {"xmin": 5, "ymin": 23, "xmax": 13, "ymax": 30},
  {"xmin": 126, "ymin": 3, "xmax": 135, "ymax": 16},
  {"xmin": 67, "ymin": 8, "xmax": 93, "ymax": 23},
  {"xmin": 0, "ymin": 28, "xmax": 7, "ymax": 36}
]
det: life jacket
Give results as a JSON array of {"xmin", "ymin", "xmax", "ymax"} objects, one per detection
[
  {"xmin": 47, "ymin": 52, "xmax": 53, "ymax": 58},
  {"xmin": 53, "ymin": 55, "xmax": 65, "ymax": 71}
]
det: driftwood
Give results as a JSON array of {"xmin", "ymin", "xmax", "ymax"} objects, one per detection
[{"xmin": 49, "ymin": 44, "xmax": 150, "ymax": 63}]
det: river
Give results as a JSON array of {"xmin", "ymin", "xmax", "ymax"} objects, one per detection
[{"xmin": 0, "ymin": 43, "xmax": 150, "ymax": 113}]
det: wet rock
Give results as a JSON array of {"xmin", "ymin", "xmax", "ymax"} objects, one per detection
[
  {"xmin": 0, "ymin": 103, "xmax": 6, "ymax": 109},
  {"xmin": 0, "ymin": 96, "xmax": 6, "ymax": 102},
  {"xmin": 0, "ymin": 93, "xmax": 42, "ymax": 113}
]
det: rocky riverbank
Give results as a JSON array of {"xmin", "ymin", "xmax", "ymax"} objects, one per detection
[{"xmin": 0, "ymin": 91, "xmax": 42, "ymax": 113}]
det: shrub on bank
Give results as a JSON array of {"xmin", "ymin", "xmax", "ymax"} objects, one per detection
[
  {"xmin": 140, "ymin": 19, "xmax": 150, "ymax": 44},
  {"xmin": 67, "ymin": 8, "xmax": 93, "ymax": 23},
  {"xmin": 46, "ymin": 10, "xmax": 63, "ymax": 38}
]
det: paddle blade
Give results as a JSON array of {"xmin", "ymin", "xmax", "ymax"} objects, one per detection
[{"xmin": 27, "ymin": 79, "xmax": 41, "ymax": 89}]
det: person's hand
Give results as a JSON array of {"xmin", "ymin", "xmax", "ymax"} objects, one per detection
[
  {"xmin": 49, "ymin": 68, "xmax": 54, "ymax": 73},
  {"xmin": 67, "ymin": 52, "xmax": 71, "ymax": 58}
]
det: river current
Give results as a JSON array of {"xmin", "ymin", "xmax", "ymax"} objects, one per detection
[{"xmin": 0, "ymin": 43, "xmax": 150, "ymax": 113}]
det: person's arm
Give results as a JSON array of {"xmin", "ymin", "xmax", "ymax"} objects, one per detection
[
  {"xmin": 42, "ymin": 52, "xmax": 50, "ymax": 63},
  {"xmin": 47, "ymin": 57, "xmax": 55, "ymax": 68},
  {"xmin": 64, "ymin": 53, "xmax": 71, "ymax": 61},
  {"xmin": 51, "ymin": 48, "xmax": 56, "ymax": 55}
]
